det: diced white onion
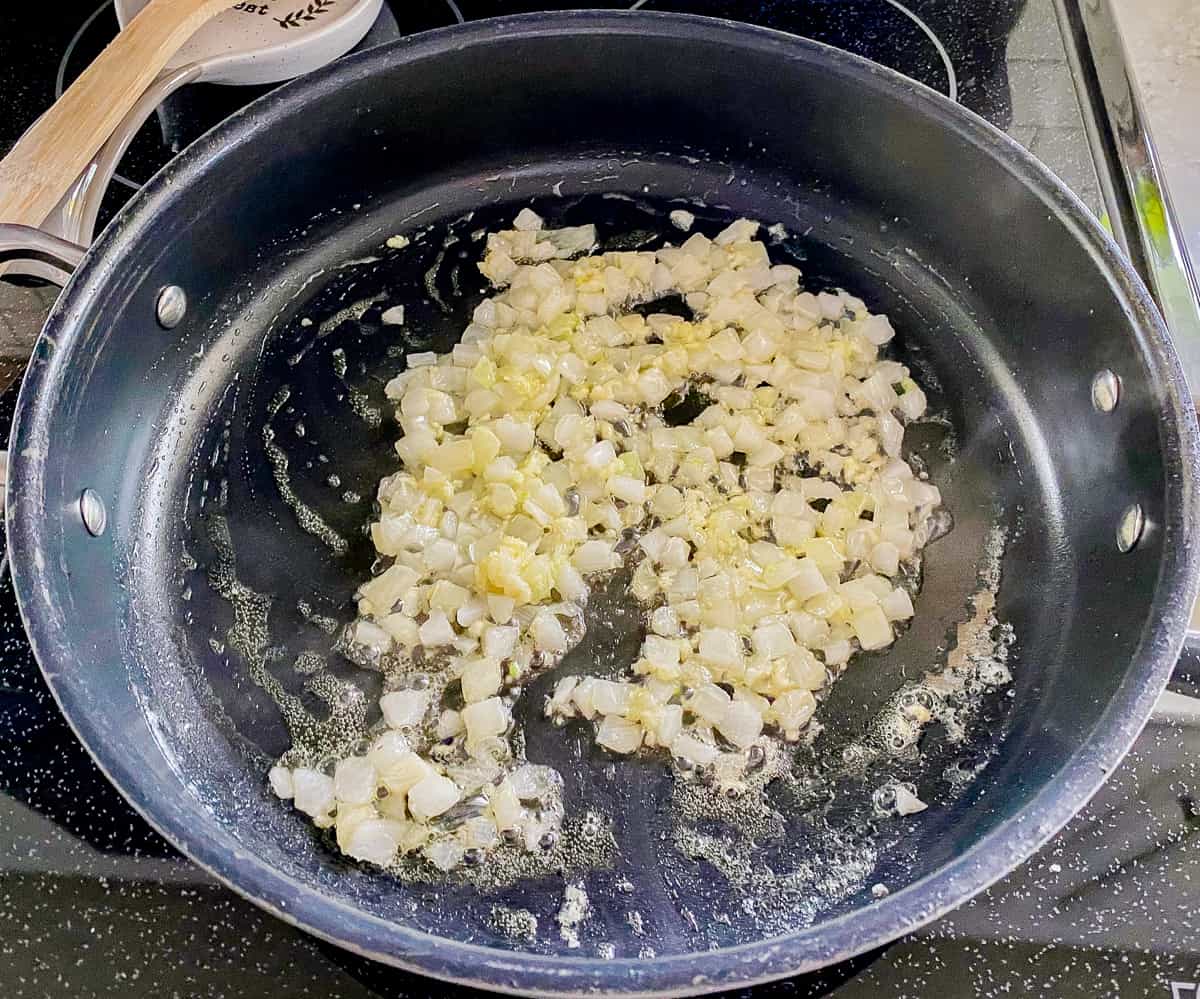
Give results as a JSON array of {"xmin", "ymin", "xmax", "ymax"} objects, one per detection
[
  {"xmin": 344, "ymin": 818, "xmax": 403, "ymax": 865},
  {"xmin": 482, "ymin": 624, "xmax": 519, "ymax": 659},
  {"xmin": 698, "ymin": 629, "xmax": 741, "ymax": 666},
  {"xmin": 381, "ymin": 689, "xmax": 429, "ymax": 729},
  {"xmin": 531, "ymin": 611, "xmax": 568, "ymax": 653},
  {"xmin": 752, "ymin": 621, "xmax": 797, "ymax": 658},
  {"xmin": 463, "ymin": 697, "xmax": 509, "ymax": 745},
  {"xmin": 717, "ymin": 700, "xmax": 763, "ymax": 749},
  {"xmin": 334, "ymin": 757, "xmax": 378, "ymax": 806},
  {"xmin": 292, "ymin": 768, "xmax": 335, "ymax": 818},
  {"xmin": 687, "ymin": 683, "xmax": 731, "ymax": 724},
  {"xmin": 597, "ymin": 715, "xmax": 644, "ymax": 754},
  {"xmin": 268, "ymin": 765, "xmax": 294, "ymax": 799},
  {"xmin": 671, "ymin": 733, "xmax": 719, "ymax": 766},
  {"xmin": 460, "ymin": 657, "xmax": 502, "ymax": 703},
  {"xmin": 408, "ymin": 774, "xmax": 461, "ymax": 821},
  {"xmin": 573, "ymin": 540, "xmax": 618, "ymax": 574}
]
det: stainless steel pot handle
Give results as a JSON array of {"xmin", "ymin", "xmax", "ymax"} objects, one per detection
[
  {"xmin": 0, "ymin": 225, "xmax": 83, "ymax": 521},
  {"xmin": 15, "ymin": 65, "xmax": 203, "ymax": 282},
  {"xmin": 0, "ymin": 224, "xmax": 86, "ymax": 286},
  {"xmin": 1, "ymin": 65, "xmax": 200, "ymax": 285}
]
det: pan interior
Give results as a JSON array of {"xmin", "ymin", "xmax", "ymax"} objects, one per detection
[
  {"xmin": 126, "ymin": 166, "xmax": 1090, "ymax": 957},
  {"xmin": 21, "ymin": 20, "xmax": 1176, "ymax": 980}
]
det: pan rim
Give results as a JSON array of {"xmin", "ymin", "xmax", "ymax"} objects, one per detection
[{"xmin": 8, "ymin": 10, "xmax": 1200, "ymax": 996}]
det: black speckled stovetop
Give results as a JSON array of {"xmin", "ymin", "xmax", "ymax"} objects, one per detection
[{"xmin": 3, "ymin": 3, "xmax": 1192, "ymax": 998}]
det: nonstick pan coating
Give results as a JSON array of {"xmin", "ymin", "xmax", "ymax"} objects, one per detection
[{"xmin": 7, "ymin": 13, "xmax": 1198, "ymax": 996}]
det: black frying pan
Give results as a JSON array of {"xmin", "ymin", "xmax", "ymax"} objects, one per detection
[{"xmin": 1, "ymin": 13, "xmax": 1196, "ymax": 997}]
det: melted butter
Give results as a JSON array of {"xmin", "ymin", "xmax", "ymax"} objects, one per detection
[
  {"xmin": 204, "ymin": 513, "xmax": 368, "ymax": 768},
  {"xmin": 662, "ymin": 521, "xmax": 1013, "ymax": 936},
  {"xmin": 330, "ymin": 347, "xmax": 382, "ymax": 429},
  {"xmin": 261, "ymin": 386, "xmax": 348, "ymax": 555}
]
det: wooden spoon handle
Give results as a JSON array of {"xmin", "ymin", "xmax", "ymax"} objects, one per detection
[{"xmin": 0, "ymin": 0, "xmax": 234, "ymax": 228}]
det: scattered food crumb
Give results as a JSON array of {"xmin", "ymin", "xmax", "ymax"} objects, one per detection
[
  {"xmin": 557, "ymin": 881, "xmax": 591, "ymax": 949},
  {"xmin": 895, "ymin": 785, "xmax": 928, "ymax": 816},
  {"xmin": 669, "ymin": 208, "xmax": 696, "ymax": 231}
]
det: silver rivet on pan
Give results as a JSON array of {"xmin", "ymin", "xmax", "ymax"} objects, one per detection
[
  {"xmin": 155, "ymin": 285, "xmax": 187, "ymax": 329},
  {"xmin": 1091, "ymin": 369, "xmax": 1120, "ymax": 412},
  {"xmin": 80, "ymin": 488, "xmax": 107, "ymax": 537},
  {"xmin": 1116, "ymin": 503, "xmax": 1144, "ymax": 552}
]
